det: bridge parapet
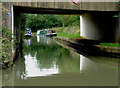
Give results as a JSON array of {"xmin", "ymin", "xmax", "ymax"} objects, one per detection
[{"xmin": 2, "ymin": 2, "xmax": 120, "ymax": 11}]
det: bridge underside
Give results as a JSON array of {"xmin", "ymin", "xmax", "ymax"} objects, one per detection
[
  {"xmin": 13, "ymin": 6, "xmax": 85, "ymax": 43},
  {"xmin": 80, "ymin": 12, "xmax": 120, "ymax": 42},
  {"xmin": 14, "ymin": 6, "xmax": 85, "ymax": 14}
]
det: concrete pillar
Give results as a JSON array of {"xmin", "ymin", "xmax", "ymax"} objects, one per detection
[{"xmin": 80, "ymin": 12, "xmax": 120, "ymax": 42}]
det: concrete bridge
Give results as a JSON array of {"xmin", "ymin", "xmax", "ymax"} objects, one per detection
[{"xmin": 2, "ymin": 0, "xmax": 120, "ymax": 43}]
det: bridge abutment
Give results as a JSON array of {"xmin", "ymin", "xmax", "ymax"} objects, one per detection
[{"xmin": 80, "ymin": 12, "xmax": 120, "ymax": 42}]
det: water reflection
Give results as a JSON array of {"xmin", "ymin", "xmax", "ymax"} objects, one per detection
[
  {"xmin": 37, "ymin": 35, "xmax": 54, "ymax": 45},
  {"xmin": 24, "ymin": 38, "xmax": 32, "ymax": 47},
  {"xmin": 24, "ymin": 53, "xmax": 59, "ymax": 78},
  {"xmin": 23, "ymin": 36, "xmax": 80, "ymax": 78},
  {"xmin": 80, "ymin": 55, "xmax": 96, "ymax": 73},
  {"xmin": 80, "ymin": 55, "xmax": 83, "ymax": 72},
  {"xmin": 2, "ymin": 36, "xmax": 119, "ymax": 86}
]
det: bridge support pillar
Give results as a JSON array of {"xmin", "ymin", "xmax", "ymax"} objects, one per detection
[{"xmin": 80, "ymin": 12, "xmax": 120, "ymax": 42}]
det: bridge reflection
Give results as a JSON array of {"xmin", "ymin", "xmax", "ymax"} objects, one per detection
[{"xmin": 23, "ymin": 52, "xmax": 59, "ymax": 78}]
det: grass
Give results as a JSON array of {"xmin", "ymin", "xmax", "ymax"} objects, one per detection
[
  {"xmin": 100, "ymin": 43, "xmax": 120, "ymax": 48},
  {"xmin": 51, "ymin": 26, "xmax": 82, "ymax": 39},
  {"xmin": 57, "ymin": 32, "xmax": 81, "ymax": 39}
]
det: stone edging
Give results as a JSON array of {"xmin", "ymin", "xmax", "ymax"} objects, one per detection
[
  {"xmin": 55, "ymin": 36, "xmax": 120, "ymax": 57},
  {"xmin": 95, "ymin": 45, "xmax": 120, "ymax": 53}
]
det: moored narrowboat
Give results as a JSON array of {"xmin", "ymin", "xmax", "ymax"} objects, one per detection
[
  {"xmin": 46, "ymin": 30, "xmax": 57, "ymax": 37},
  {"xmin": 25, "ymin": 28, "xmax": 32, "ymax": 37}
]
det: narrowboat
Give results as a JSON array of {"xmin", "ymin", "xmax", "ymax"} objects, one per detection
[
  {"xmin": 46, "ymin": 30, "xmax": 57, "ymax": 37},
  {"xmin": 37, "ymin": 29, "xmax": 47, "ymax": 35},
  {"xmin": 25, "ymin": 28, "xmax": 32, "ymax": 37}
]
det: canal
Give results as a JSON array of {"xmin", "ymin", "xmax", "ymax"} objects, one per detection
[{"xmin": 2, "ymin": 35, "xmax": 119, "ymax": 86}]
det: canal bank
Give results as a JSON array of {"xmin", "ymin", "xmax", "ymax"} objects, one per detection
[{"xmin": 55, "ymin": 36, "xmax": 120, "ymax": 58}]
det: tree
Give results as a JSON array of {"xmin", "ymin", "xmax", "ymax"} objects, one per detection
[{"xmin": 22, "ymin": 14, "xmax": 80, "ymax": 32}]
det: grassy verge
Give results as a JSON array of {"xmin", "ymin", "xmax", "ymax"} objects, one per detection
[
  {"xmin": 100, "ymin": 43, "xmax": 120, "ymax": 48},
  {"xmin": 51, "ymin": 26, "xmax": 82, "ymax": 39},
  {"xmin": 56, "ymin": 32, "xmax": 81, "ymax": 39}
]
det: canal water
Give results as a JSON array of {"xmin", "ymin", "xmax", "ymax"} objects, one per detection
[{"xmin": 2, "ymin": 36, "xmax": 119, "ymax": 86}]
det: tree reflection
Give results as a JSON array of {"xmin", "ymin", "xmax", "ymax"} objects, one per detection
[{"xmin": 23, "ymin": 36, "xmax": 80, "ymax": 77}]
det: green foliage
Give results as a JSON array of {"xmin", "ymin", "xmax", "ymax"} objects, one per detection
[
  {"xmin": 52, "ymin": 26, "xmax": 81, "ymax": 39},
  {"xmin": 1, "ymin": 27, "xmax": 13, "ymax": 68},
  {"xmin": 100, "ymin": 43, "xmax": 120, "ymax": 48},
  {"xmin": 21, "ymin": 14, "xmax": 27, "ymax": 31},
  {"xmin": 2, "ymin": 27, "xmax": 12, "ymax": 38},
  {"xmin": 57, "ymin": 32, "xmax": 81, "ymax": 39},
  {"xmin": 22, "ymin": 14, "xmax": 80, "ymax": 38},
  {"xmin": 22, "ymin": 14, "xmax": 80, "ymax": 32},
  {"xmin": 10, "ymin": 61, "xmax": 13, "ymax": 65},
  {"xmin": 58, "ymin": 15, "xmax": 80, "ymax": 27}
]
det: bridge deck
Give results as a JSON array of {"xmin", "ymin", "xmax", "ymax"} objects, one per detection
[{"xmin": 3, "ymin": 2, "xmax": 120, "ymax": 11}]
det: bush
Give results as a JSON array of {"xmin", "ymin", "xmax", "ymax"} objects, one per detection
[{"xmin": 1, "ymin": 27, "xmax": 13, "ymax": 68}]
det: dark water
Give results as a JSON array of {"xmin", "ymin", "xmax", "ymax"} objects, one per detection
[{"xmin": 2, "ymin": 36, "xmax": 119, "ymax": 86}]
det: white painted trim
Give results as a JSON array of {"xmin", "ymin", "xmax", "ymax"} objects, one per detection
[
  {"xmin": 11, "ymin": 5, "xmax": 15, "ymax": 53},
  {"xmin": 11, "ymin": 5, "xmax": 14, "ymax": 38}
]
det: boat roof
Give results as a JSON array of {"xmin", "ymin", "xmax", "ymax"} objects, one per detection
[{"xmin": 26, "ymin": 28, "xmax": 31, "ymax": 30}]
